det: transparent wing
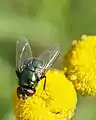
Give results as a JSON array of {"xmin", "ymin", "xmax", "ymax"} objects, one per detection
[
  {"xmin": 16, "ymin": 37, "xmax": 32, "ymax": 69},
  {"xmin": 37, "ymin": 44, "xmax": 60, "ymax": 73}
]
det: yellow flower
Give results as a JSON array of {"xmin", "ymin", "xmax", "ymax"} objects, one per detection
[
  {"xmin": 13, "ymin": 69, "xmax": 77, "ymax": 120},
  {"xmin": 64, "ymin": 35, "xmax": 96, "ymax": 96}
]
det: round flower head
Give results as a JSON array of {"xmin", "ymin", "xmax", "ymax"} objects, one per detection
[
  {"xmin": 64, "ymin": 35, "xmax": 96, "ymax": 96},
  {"xmin": 13, "ymin": 69, "xmax": 77, "ymax": 120}
]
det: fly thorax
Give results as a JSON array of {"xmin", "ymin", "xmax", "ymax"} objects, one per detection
[
  {"xmin": 31, "ymin": 59, "xmax": 43, "ymax": 80},
  {"xmin": 28, "ymin": 71, "xmax": 38, "ymax": 88},
  {"xmin": 19, "ymin": 70, "xmax": 29, "ymax": 86},
  {"xmin": 19, "ymin": 69, "xmax": 36, "ymax": 87}
]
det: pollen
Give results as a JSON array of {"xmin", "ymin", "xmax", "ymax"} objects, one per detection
[
  {"xmin": 13, "ymin": 69, "xmax": 77, "ymax": 120},
  {"xmin": 64, "ymin": 35, "xmax": 96, "ymax": 96}
]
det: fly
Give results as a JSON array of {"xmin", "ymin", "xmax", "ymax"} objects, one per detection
[{"xmin": 15, "ymin": 37, "xmax": 60, "ymax": 100}]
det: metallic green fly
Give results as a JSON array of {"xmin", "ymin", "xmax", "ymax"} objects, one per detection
[{"xmin": 15, "ymin": 38, "xmax": 60, "ymax": 100}]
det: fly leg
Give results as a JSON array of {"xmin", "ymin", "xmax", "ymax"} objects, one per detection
[
  {"xmin": 40, "ymin": 76, "xmax": 52, "ymax": 98},
  {"xmin": 40, "ymin": 75, "xmax": 46, "ymax": 90},
  {"xmin": 42, "ymin": 76, "xmax": 52, "ymax": 98},
  {"xmin": 17, "ymin": 86, "xmax": 27, "ymax": 100},
  {"xmin": 17, "ymin": 87, "xmax": 22, "ymax": 99},
  {"xmin": 22, "ymin": 94, "xmax": 28, "ymax": 100},
  {"xmin": 43, "ymin": 76, "xmax": 46, "ymax": 90},
  {"xmin": 17, "ymin": 90, "xmax": 20, "ymax": 99},
  {"xmin": 40, "ymin": 75, "xmax": 49, "ymax": 96}
]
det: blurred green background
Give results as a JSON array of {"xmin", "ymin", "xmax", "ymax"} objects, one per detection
[{"xmin": 0, "ymin": 0, "xmax": 96, "ymax": 120}]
